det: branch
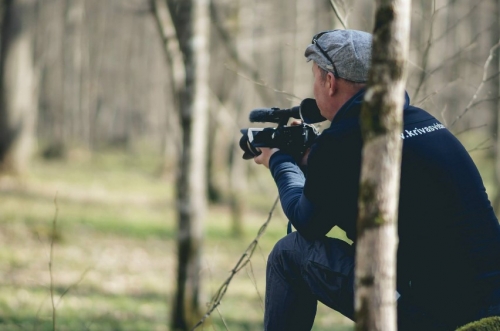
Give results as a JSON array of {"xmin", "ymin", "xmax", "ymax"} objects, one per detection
[
  {"xmin": 468, "ymin": 96, "xmax": 500, "ymax": 111},
  {"xmin": 413, "ymin": 77, "xmax": 462, "ymax": 108},
  {"xmin": 468, "ymin": 138, "xmax": 492, "ymax": 153},
  {"xmin": 56, "ymin": 267, "xmax": 93, "ymax": 308},
  {"xmin": 430, "ymin": 0, "xmax": 484, "ymax": 45},
  {"xmin": 427, "ymin": 23, "xmax": 495, "ymax": 78},
  {"xmin": 150, "ymin": 0, "xmax": 185, "ymax": 98},
  {"xmin": 413, "ymin": 0, "xmax": 437, "ymax": 101},
  {"xmin": 49, "ymin": 193, "xmax": 59, "ymax": 331},
  {"xmin": 210, "ymin": 2, "xmax": 275, "ymax": 105},
  {"xmin": 412, "ymin": 0, "xmax": 487, "ymax": 101},
  {"xmin": 328, "ymin": 0, "xmax": 347, "ymax": 29},
  {"xmin": 450, "ymin": 41, "xmax": 500, "ymax": 128},
  {"xmin": 191, "ymin": 196, "xmax": 280, "ymax": 330},
  {"xmin": 225, "ymin": 64, "xmax": 300, "ymax": 101},
  {"xmin": 454, "ymin": 124, "xmax": 488, "ymax": 137},
  {"xmin": 215, "ymin": 306, "xmax": 230, "ymax": 331},
  {"xmin": 245, "ymin": 260, "xmax": 264, "ymax": 311}
]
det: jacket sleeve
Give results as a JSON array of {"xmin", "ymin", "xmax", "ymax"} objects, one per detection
[
  {"xmin": 268, "ymin": 151, "xmax": 337, "ymax": 239},
  {"xmin": 268, "ymin": 152, "xmax": 314, "ymax": 229},
  {"xmin": 268, "ymin": 127, "xmax": 362, "ymax": 240}
]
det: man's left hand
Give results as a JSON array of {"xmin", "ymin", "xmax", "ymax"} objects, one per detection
[{"xmin": 254, "ymin": 147, "xmax": 279, "ymax": 169}]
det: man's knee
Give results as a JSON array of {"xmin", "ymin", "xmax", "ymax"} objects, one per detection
[
  {"xmin": 272, "ymin": 232, "xmax": 299, "ymax": 250},
  {"xmin": 267, "ymin": 232, "xmax": 308, "ymax": 278},
  {"xmin": 268, "ymin": 232, "xmax": 310, "ymax": 261}
]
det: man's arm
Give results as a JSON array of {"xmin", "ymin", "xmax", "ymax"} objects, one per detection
[
  {"xmin": 268, "ymin": 152, "xmax": 315, "ymax": 230},
  {"xmin": 255, "ymin": 148, "xmax": 330, "ymax": 238}
]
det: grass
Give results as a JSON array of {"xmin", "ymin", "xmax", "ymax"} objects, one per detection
[
  {"xmin": 5, "ymin": 143, "xmax": 493, "ymax": 331},
  {"xmin": 0, "ymin": 151, "xmax": 353, "ymax": 331}
]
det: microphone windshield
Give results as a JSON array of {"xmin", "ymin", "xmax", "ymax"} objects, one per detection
[
  {"xmin": 249, "ymin": 109, "xmax": 274, "ymax": 123},
  {"xmin": 248, "ymin": 99, "xmax": 325, "ymax": 124},
  {"xmin": 300, "ymin": 98, "xmax": 326, "ymax": 124}
]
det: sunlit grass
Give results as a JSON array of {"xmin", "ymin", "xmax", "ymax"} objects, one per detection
[
  {"xmin": 1, "ymin": 141, "xmax": 495, "ymax": 330},
  {"xmin": 0, "ymin": 151, "xmax": 353, "ymax": 330}
]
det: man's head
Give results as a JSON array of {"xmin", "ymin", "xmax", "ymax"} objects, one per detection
[
  {"xmin": 305, "ymin": 29, "xmax": 372, "ymax": 120},
  {"xmin": 305, "ymin": 29, "xmax": 372, "ymax": 83}
]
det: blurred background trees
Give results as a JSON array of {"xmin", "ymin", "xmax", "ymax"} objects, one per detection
[
  {"xmin": 0, "ymin": 0, "xmax": 499, "ymax": 330},
  {"xmin": 1, "ymin": 0, "xmax": 499, "ymax": 200}
]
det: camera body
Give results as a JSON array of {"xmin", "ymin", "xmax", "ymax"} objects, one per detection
[{"xmin": 239, "ymin": 98, "xmax": 325, "ymax": 161}]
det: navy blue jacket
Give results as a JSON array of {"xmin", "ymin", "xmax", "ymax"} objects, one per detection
[{"xmin": 269, "ymin": 89, "xmax": 500, "ymax": 326}]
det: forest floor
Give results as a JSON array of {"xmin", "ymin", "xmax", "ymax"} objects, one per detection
[{"xmin": 0, "ymin": 151, "xmax": 354, "ymax": 331}]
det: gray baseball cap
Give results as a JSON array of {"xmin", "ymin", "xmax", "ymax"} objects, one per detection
[{"xmin": 305, "ymin": 29, "xmax": 372, "ymax": 83}]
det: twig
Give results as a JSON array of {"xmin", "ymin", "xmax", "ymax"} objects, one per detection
[
  {"xmin": 56, "ymin": 266, "xmax": 93, "ymax": 308},
  {"xmin": 225, "ymin": 64, "xmax": 301, "ymax": 101},
  {"xmin": 33, "ymin": 293, "xmax": 50, "ymax": 331},
  {"xmin": 209, "ymin": 1, "xmax": 274, "ymax": 105},
  {"xmin": 468, "ymin": 96, "xmax": 500, "ymax": 110},
  {"xmin": 468, "ymin": 137, "xmax": 491, "ymax": 154},
  {"xmin": 413, "ymin": 0, "xmax": 437, "ymax": 101},
  {"xmin": 191, "ymin": 196, "xmax": 280, "ymax": 330},
  {"xmin": 215, "ymin": 306, "xmax": 230, "ymax": 331},
  {"xmin": 430, "ymin": 0, "xmax": 484, "ymax": 46},
  {"xmin": 328, "ymin": 0, "xmax": 347, "ymax": 29},
  {"xmin": 451, "ymin": 41, "xmax": 500, "ymax": 128},
  {"xmin": 49, "ymin": 193, "xmax": 59, "ymax": 331},
  {"xmin": 427, "ymin": 22, "xmax": 495, "ymax": 78},
  {"xmin": 245, "ymin": 261, "xmax": 264, "ymax": 311},
  {"xmin": 454, "ymin": 124, "xmax": 488, "ymax": 137},
  {"xmin": 440, "ymin": 104, "xmax": 448, "ymax": 127}
]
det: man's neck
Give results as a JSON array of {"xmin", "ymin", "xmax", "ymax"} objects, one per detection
[{"xmin": 328, "ymin": 82, "xmax": 366, "ymax": 121}]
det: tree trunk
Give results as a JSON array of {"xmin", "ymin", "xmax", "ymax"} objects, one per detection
[
  {"xmin": 355, "ymin": 1, "xmax": 411, "ymax": 330},
  {"xmin": 226, "ymin": 0, "xmax": 255, "ymax": 237},
  {"xmin": 168, "ymin": 0, "xmax": 210, "ymax": 329},
  {"xmin": 292, "ymin": 0, "xmax": 315, "ymax": 100},
  {"xmin": 63, "ymin": 0, "xmax": 84, "ymax": 146},
  {"xmin": 0, "ymin": 0, "xmax": 38, "ymax": 175},
  {"xmin": 151, "ymin": 0, "xmax": 183, "ymax": 175},
  {"xmin": 492, "ymin": 0, "xmax": 500, "ymax": 215}
]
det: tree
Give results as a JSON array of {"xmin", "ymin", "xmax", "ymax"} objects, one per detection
[
  {"xmin": 161, "ymin": 0, "xmax": 211, "ymax": 330},
  {"xmin": 491, "ymin": 0, "xmax": 500, "ymax": 215},
  {"xmin": 0, "ymin": 0, "xmax": 38, "ymax": 175},
  {"xmin": 355, "ymin": 0, "xmax": 411, "ymax": 331}
]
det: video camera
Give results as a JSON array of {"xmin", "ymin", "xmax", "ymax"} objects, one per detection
[{"xmin": 239, "ymin": 98, "xmax": 326, "ymax": 161}]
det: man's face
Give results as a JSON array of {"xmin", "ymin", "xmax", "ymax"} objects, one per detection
[{"xmin": 312, "ymin": 62, "xmax": 329, "ymax": 118}]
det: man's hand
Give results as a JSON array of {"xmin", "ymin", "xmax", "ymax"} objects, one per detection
[{"xmin": 254, "ymin": 147, "xmax": 279, "ymax": 169}]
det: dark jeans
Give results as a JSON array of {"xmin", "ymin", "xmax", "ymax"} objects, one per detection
[
  {"xmin": 263, "ymin": 232, "xmax": 474, "ymax": 331},
  {"xmin": 264, "ymin": 232, "xmax": 355, "ymax": 331}
]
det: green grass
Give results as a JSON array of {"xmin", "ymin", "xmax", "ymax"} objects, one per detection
[
  {"xmin": 0, "ymin": 151, "xmax": 353, "ymax": 331},
  {"xmin": 1, "ymin": 142, "xmax": 497, "ymax": 331}
]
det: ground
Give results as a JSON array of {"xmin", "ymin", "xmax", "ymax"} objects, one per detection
[{"xmin": 0, "ymin": 151, "xmax": 353, "ymax": 331}]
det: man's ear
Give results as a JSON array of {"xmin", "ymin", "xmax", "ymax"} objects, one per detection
[{"xmin": 326, "ymin": 72, "xmax": 336, "ymax": 96}]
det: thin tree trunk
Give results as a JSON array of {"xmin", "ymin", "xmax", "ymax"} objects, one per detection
[
  {"xmin": 355, "ymin": 1, "xmax": 411, "ymax": 330},
  {"xmin": 63, "ymin": 0, "xmax": 84, "ymax": 146},
  {"xmin": 226, "ymin": 0, "xmax": 255, "ymax": 237},
  {"xmin": 0, "ymin": 0, "xmax": 38, "ymax": 175},
  {"xmin": 493, "ymin": 0, "xmax": 500, "ymax": 215},
  {"xmin": 151, "ymin": 0, "xmax": 183, "ymax": 174},
  {"xmin": 168, "ymin": 0, "xmax": 210, "ymax": 329},
  {"xmin": 292, "ymin": 0, "xmax": 315, "ymax": 100}
]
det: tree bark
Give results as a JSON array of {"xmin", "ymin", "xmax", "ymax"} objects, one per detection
[
  {"xmin": 151, "ymin": 0, "xmax": 183, "ymax": 175},
  {"xmin": 63, "ymin": 0, "xmax": 84, "ymax": 146},
  {"xmin": 355, "ymin": 1, "xmax": 411, "ymax": 331},
  {"xmin": 492, "ymin": 0, "xmax": 500, "ymax": 215},
  {"xmin": 167, "ymin": 0, "xmax": 210, "ymax": 329},
  {"xmin": 292, "ymin": 0, "xmax": 316, "ymax": 100},
  {"xmin": 0, "ymin": 0, "xmax": 38, "ymax": 175}
]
